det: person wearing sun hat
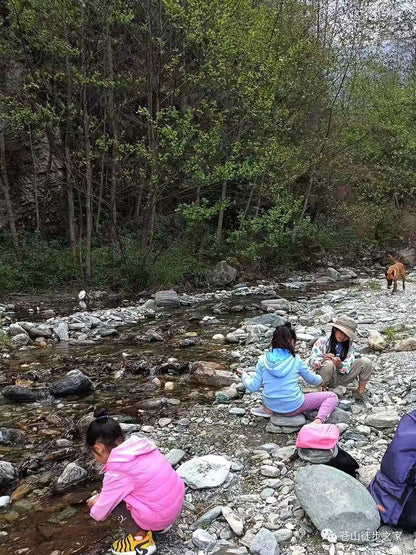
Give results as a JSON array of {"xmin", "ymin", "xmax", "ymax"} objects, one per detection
[{"xmin": 309, "ymin": 315, "xmax": 373, "ymax": 402}]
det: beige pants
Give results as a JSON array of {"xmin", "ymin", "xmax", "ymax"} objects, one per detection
[{"xmin": 317, "ymin": 357, "xmax": 373, "ymax": 388}]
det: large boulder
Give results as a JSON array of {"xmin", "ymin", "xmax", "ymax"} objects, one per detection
[
  {"xmin": 394, "ymin": 337, "xmax": 416, "ymax": 352},
  {"xmin": 296, "ymin": 465, "xmax": 380, "ymax": 543},
  {"xmin": 154, "ymin": 290, "xmax": 180, "ymax": 308},
  {"xmin": 23, "ymin": 323, "xmax": 52, "ymax": 339},
  {"xmin": 53, "ymin": 322, "xmax": 69, "ymax": 341},
  {"xmin": 0, "ymin": 461, "xmax": 18, "ymax": 493},
  {"xmin": 10, "ymin": 333, "xmax": 31, "ymax": 348},
  {"xmin": 9, "ymin": 323, "xmax": 28, "ymax": 337},
  {"xmin": 177, "ymin": 455, "xmax": 231, "ymax": 489},
  {"xmin": 365, "ymin": 411, "xmax": 399, "ymax": 429},
  {"xmin": 2, "ymin": 385, "xmax": 41, "ymax": 403},
  {"xmin": 210, "ymin": 261, "xmax": 238, "ymax": 286},
  {"xmin": 191, "ymin": 361, "xmax": 238, "ymax": 388},
  {"xmin": 49, "ymin": 369, "xmax": 93, "ymax": 397},
  {"xmin": 367, "ymin": 331, "xmax": 386, "ymax": 352}
]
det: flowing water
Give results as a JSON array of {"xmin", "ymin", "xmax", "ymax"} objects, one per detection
[{"xmin": 0, "ymin": 281, "xmax": 355, "ymax": 554}]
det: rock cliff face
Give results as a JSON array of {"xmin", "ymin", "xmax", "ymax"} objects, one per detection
[{"xmin": 1, "ymin": 135, "xmax": 64, "ymax": 232}]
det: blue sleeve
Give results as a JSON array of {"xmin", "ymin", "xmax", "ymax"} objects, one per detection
[
  {"xmin": 241, "ymin": 359, "xmax": 264, "ymax": 392},
  {"xmin": 298, "ymin": 357, "xmax": 323, "ymax": 386}
]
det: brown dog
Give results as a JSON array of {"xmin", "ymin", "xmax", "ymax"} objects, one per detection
[{"xmin": 385, "ymin": 255, "xmax": 406, "ymax": 293}]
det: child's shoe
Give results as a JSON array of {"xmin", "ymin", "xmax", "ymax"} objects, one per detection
[{"xmin": 111, "ymin": 531, "xmax": 156, "ymax": 555}]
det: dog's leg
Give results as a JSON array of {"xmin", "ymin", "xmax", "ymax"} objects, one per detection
[
  {"xmin": 392, "ymin": 280, "xmax": 397, "ymax": 294},
  {"xmin": 403, "ymin": 277, "xmax": 405, "ymax": 290}
]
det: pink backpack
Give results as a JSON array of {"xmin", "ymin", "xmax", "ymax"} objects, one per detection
[{"xmin": 296, "ymin": 423, "xmax": 339, "ymax": 450}]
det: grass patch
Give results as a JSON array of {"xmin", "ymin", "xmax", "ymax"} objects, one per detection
[
  {"xmin": 368, "ymin": 279, "xmax": 382, "ymax": 291},
  {"xmin": 382, "ymin": 326, "xmax": 397, "ymax": 342}
]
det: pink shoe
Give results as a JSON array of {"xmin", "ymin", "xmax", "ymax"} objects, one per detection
[{"xmin": 250, "ymin": 406, "xmax": 272, "ymax": 418}]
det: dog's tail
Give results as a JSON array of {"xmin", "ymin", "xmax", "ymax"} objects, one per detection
[{"xmin": 388, "ymin": 254, "xmax": 400, "ymax": 264}]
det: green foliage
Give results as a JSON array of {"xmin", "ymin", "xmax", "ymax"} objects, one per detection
[
  {"xmin": 382, "ymin": 326, "xmax": 397, "ymax": 343},
  {"xmin": 368, "ymin": 280, "xmax": 382, "ymax": 292},
  {"xmin": 0, "ymin": 331, "xmax": 10, "ymax": 346}
]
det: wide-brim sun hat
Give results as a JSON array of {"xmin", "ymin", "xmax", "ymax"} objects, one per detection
[{"xmin": 329, "ymin": 314, "xmax": 357, "ymax": 339}]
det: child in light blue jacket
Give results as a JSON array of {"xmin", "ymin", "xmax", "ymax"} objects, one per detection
[{"xmin": 239, "ymin": 324, "xmax": 338, "ymax": 421}]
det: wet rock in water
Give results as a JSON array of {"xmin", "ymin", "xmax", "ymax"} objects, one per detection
[
  {"xmin": 226, "ymin": 329, "xmax": 248, "ymax": 344},
  {"xmin": 0, "ymin": 496, "xmax": 10, "ymax": 509},
  {"xmin": 138, "ymin": 398, "xmax": 168, "ymax": 410},
  {"xmin": 191, "ymin": 361, "xmax": 238, "ymax": 388},
  {"xmin": 10, "ymin": 333, "xmax": 31, "ymax": 348},
  {"xmin": 97, "ymin": 327, "xmax": 118, "ymax": 337},
  {"xmin": 24, "ymin": 323, "xmax": 52, "ymax": 339},
  {"xmin": 125, "ymin": 360, "xmax": 152, "ymax": 375},
  {"xmin": 52, "ymin": 322, "xmax": 69, "ymax": 341},
  {"xmin": 260, "ymin": 298, "xmax": 290, "ymax": 312},
  {"xmin": 2, "ymin": 385, "xmax": 41, "ymax": 403},
  {"xmin": 213, "ymin": 334, "xmax": 226, "ymax": 343},
  {"xmin": 177, "ymin": 455, "xmax": 231, "ymax": 489},
  {"xmin": 298, "ymin": 446, "xmax": 338, "ymax": 463},
  {"xmin": 154, "ymin": 290, "xmax": 180, "ymax": 308},
  {"xmin": 296, "ymin": 465, "xmax": 380, "ymax": 543},
  {"xmin": 9, "ymin": 323, "xmax": 28, "ymax": 337},
  {"xmin": 210, "ymin": 261, "xmax": 238, "ymax": 286},
  {"xmin": 250, "ymin": 528, "xmax": 279, "ymax": 555},
  {"xmin": 368, "ymin": 331, "xmax": 386, "ymax": 351},
  {"xmin": 49, "ymin": 369, "xmax": 93, "ymax": 397},
  {"xmin": 55, "ymin": 462, "xmax": 88, "ymax": 491},
  {"xmin": 0, "ymin": 428, "xmax": 24, "ymax": 445},
  {"xmin": 366, "ymin": 410, "xmax": 399, "ymax": 428},
  {"xmin": 0, "ymin": 461, "xmax": 18, "ymax": 492}
]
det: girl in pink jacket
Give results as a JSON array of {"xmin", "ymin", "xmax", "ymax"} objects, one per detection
[{"xmin": 86, "ymin": 408, "xmax": 185, "ymax": 555}]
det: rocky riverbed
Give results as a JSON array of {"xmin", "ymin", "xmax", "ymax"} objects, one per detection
[{"xmin": 1, "ymin": 269, "xmax": 416, "ymax": 555}]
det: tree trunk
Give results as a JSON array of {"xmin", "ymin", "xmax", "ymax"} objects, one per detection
[
  {"xmin": 0, "ymin": 131, "xmax": 21, "ymax": 260},
  {"xmin": 105, "ymin": 6, "xmax": 118, "ymax": 240},
  {"xmin": 82, "ymin": 7, "xmax": 92, "ymax": 281},
  {"xmin": 28, "ymin": 123, "xmax": 40, "ymax": 232},
  {"xmin": 216, "ymin": 181, "xmax": 227, "ymax": 240}
]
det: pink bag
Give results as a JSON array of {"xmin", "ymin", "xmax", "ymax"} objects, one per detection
[{"xmin": 296, "ymin": 423, "xmax": 339, "ymax": 450}]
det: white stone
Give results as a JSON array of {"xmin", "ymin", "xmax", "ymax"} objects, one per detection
[{"xmin": 177, "ymin": 455, "xmax": 231, "ymax": 489}]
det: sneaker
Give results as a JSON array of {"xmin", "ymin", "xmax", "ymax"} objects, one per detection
[
  {"xmin": 250, "ymin": 406, "xmax": 272, "ymax": 418},
  {"xmin": 111, "ymin": 532, "xmax": 156, "ymax": 555},
  {"xmin": 353, "ymin": 391, "xmax": 369, "ymax": 403}
]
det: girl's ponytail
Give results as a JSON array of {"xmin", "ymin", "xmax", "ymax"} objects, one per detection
[
  {"xmin": 271, "ymin": 323, "xmax": 296, "ymax": 356},
  {"xmin": 86, "ymin": 407, "xmax": 124, "ymax": 449}
]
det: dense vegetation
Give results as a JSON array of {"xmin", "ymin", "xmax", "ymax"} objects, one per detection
[{"xmin": 0, "ymin": 0, "xmax": 415, "ymax": 292}]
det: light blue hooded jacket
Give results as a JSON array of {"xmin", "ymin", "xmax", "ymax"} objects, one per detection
[{"xmin": 241, "ymin": 348, "xmax": 323, "ymax": 413}]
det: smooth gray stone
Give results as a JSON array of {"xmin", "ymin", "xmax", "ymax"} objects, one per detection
[{"xmin": 295, "ymin": 465, "xmax": 380, "ymax": 543}]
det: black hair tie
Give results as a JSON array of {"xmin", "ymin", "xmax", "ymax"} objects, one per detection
[{"xmin": 96, "ymin": 415, "xmax": 109, "ymax": 422}]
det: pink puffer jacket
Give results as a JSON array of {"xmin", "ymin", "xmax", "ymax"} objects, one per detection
[{"xmin": 90, "ymin": 435, "xmax": 185, "ymax": 530}]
